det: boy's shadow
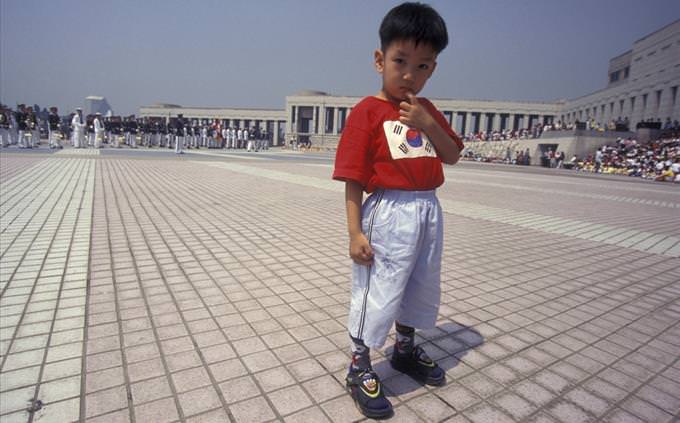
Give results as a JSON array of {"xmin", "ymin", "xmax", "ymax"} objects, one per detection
[{"xmin": 375, "ymin": 321, "xmax": 484, "ymax": 398}]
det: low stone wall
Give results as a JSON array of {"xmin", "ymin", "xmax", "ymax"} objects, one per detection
[
  {"xmin": 464, "ymin": 132, "xmax": 628, "ymax": 165},
  {"xmin": 309, "ymin": 134, "xmax": 341, "ymax": 150}
]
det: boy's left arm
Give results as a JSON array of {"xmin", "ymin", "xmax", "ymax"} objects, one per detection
[{"xmin": 399, "ymin": 93, "xmax": 461, "ymax": 164}]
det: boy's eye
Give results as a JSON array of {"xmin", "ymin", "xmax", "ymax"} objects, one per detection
[
  {"xmin": 394, "ymin": 58, "xmax": 405, "ymax": 64},
  {"xmin": 419, "ymin": 64, "xmax": 430, "ymax": 70}
]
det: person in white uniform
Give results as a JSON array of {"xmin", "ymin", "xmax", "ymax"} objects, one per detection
[
  {"xmin": 235, "ymin": 127, "xmax": 242, "ymax": 149},
  {"xmin": 8, "ymin": 108, "xmax": 19, "ymax": 146},
  {"xmin": 93, "ymin": 113, "xmax": 104, "ymax": 148},
  {"xmin": 71, "ymin": 108, "xmax": 85, "ymax": 148},
  {"xmin": 246, "ymin": 127, "xmax": 254, "ymax": 152}
]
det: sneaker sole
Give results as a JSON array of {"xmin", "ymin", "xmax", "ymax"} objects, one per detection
[{"xmin": 346, "ymin": 385, "xmax": 393, "ymax": 419}]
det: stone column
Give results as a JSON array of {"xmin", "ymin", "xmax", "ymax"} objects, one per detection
[
  {"xmin": 333, "ymin": 107, "xmax": 339, "ymax": 134},
  {"xmin": 478, "ymin": 113, "xmax": 487, "ymax": 134},
  {"xmin": 464, "ymin": 112, "xmax": 472, "ymax": 135},
  {"xmin": 295, "ymin": 107, "xmax": 300, "ymax": 133},
  {"xmin": 311, "ymin": 107, "xmax": 317, "ymax": 134},
  {"xmin": 492, "ymin": 113, "xmax": 501, "ymax": 131},
  {"xmin": 507, "ymin": 114, "xmax": 514, "ymax": 131}
]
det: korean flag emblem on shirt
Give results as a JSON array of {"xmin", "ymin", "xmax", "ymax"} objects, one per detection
[{"xmin": 383, "ymin": 120, "xmax": 437, "ymax": 160}]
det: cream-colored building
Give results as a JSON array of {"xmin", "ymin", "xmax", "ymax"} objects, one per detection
[
  {"xmin": 560, "ymin": 19, "xmax": 680, "ymax": 127},
  {"xmin": 285, "ymin": 90, "xmax": 561, "ymax": 148}
]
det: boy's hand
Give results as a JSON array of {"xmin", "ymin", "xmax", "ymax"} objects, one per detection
[
  {"xmin": 349, "ymin": 232, "xmax": 374, "ymax": 266},
  {"xmin": 399, "ymin": 94, "xmax": 435, "ymax": 131}
]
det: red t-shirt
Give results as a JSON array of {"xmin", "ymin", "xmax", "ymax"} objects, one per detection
[{"xmin": 333, "ymin": 96, "xmax": 463, "ymax": 193}]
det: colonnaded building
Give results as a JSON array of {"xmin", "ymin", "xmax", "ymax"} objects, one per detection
[{"xmin": 140, "ymin": 20, "xmax": 680, "ymax": 161}]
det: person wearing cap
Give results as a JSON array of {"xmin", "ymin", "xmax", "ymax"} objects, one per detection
[
  {"xmin": 15, "ymin": 105, "xmax": 29, "ymax": 148},
  {"xmin": 7, "ymin": 106, "xmax": 18, "ymax": 146},
  {"xmin": 71, "ymin": 108, "xmax": 85, "ymax": 148},
  {"xmin": 28, "ymin": 107, "xmax": 40, "ymax": 148},
  {"xmin": 48, "ymin": 107, "xmax": 63, "ymax": 149},
  {"xmin": 174, "ymin": 114, "xmax": 185, "ymax": 154},
  {"xmin": 0, "ymin": 106, "xmax": 9, "ymax": 147},
  {"xmin": 93, "ymin": 112, "xmax": 104, "ymax": 148}
]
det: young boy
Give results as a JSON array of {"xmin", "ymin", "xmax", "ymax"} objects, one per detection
[{"xmin": 332, "ymin": 2, "xmax": 464, "ymax": 418}]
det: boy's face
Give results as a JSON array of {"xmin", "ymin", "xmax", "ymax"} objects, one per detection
[{"xmin": 375, "ymin": 39, "xmax": 437, "ymax": 103}]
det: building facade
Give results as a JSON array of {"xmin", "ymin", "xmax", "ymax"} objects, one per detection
[
  {"xmin": 285, "ymin": 91, "xmax": 561, "ymax": 148},
  {"xmin": 559, "ymin": 20, "xmax": 680, "ymax": 127},
  {"xmin": 85, "ymin": 96, "xmax": 113, "ymax": 116}
]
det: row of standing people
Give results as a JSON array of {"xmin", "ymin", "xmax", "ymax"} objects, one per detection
[
  {"xmin": 0, "ymin": 104, "xmax": 59, "ymax": 149},
  {"xmin": 2, "ymin": 106, "xmax": 272, "ymax": 152},
  {"xmin": 167, "ymin": 114, "xmax": 270, "ymax": 154},
  {"xmin": 68, "ymin": 110, "xmax": 272, "ymax": 152}
]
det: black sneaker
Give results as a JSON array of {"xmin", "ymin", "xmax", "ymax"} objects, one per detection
[
  {"xmin": 390, "ymin": 345, "xmax": 445, "ymax": 386},
  {"xmin": 345, "ymin": 366, "xmax": 393, "ymax": 419}
]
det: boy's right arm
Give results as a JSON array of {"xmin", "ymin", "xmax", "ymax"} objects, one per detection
[{"xmin": 345, "ymin": 180, "xmax": 374, "ymax": 266}]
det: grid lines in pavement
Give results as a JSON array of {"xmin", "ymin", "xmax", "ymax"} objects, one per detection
[
  {"xmin": 1, "ymin": 157, "xmax": 95, "ymax": 422},
  {"xmin": 1, "ymin": 151, "xmax": 678, "ymax": 423}
]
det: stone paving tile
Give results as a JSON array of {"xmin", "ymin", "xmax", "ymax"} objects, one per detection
[
  {"xmin": 1, "ymin": 151, "xmax": 679, "ymax": 422},
  {"xmin": 1, "ymin": 157, "xmax": 94, "ymax": 423}
]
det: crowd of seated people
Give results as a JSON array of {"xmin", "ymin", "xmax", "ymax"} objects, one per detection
[
  {"xmin": 462, "ymin": 133, "xmax": 680, "ymax": 183},
  {"xmin": 463, "ymin": 116, "xmax": 680, "ymax": 144},
  {"xmin": 463, "ymin": 128, "xmax": 530, "ymax": 142},
  {"xmin": 462, "ymin": 144, "xmax": 532, "ymax": 166},
  {"xmin": 572, "ymin": 137, "xmax": 680, "ymax": 183}
]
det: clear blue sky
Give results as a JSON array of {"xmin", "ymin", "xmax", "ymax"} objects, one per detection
[{"xmin": 2, "ymin": 0, "xmax": 679, "ymax": 115}]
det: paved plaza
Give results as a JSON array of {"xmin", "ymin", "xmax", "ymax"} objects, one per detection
[{"xmin": 1, "ymin": 146, "xmax": 679, "ymax": 423}]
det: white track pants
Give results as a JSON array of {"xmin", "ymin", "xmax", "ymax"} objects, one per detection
[{"xmin": 348, "ymin": 189, "xmax": 443, "ymax": 349}]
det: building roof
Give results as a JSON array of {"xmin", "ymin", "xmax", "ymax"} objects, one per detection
[{"xmin": 294, "ymin": 90, "xmax": 329, "ymax": 97}]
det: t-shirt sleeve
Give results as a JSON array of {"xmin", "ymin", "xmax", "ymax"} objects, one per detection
[
  {"xmin": 423, "ymin": 100, "xmax": 464, "ymax": 152},
  {"xmin": 332, "ymin": 111, "xmax": 372, "ymax": 188}
]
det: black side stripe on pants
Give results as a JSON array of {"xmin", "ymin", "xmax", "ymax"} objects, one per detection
[{"xmin": 356, "ymin": 189, "xmax": 385, "ymax": 340}]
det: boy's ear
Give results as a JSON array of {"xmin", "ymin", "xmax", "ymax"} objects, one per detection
[
  {"xmin": 429, "ymin": 60, "xmax": 437, "ymax": 77},
  {"xmin": 374, "ymin": 49, "xmax": 384, "ymax": 74}
]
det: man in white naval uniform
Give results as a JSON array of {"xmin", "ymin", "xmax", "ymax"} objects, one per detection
[
  {"xmin": 222, "ymin": 126, "xmax": 229, "ymax": 149},
  {"xmin": 246, "ymin": 127, "xmax": 254, "ymax": 152},
  {"xmin": 236, "ymin": 127, "xmax": 243, "ymax": 149},
  {"xmin": 71, "ymin": 108, "xmax": 86, "ymax": 148},
  {"xmin": 8, "ymin": 109, "xmax": 18, "ymax": 146},
  {"xmin": 201, "ymin": 125, "xmax": 208, "ymax": 148},
  {"xmin": 93, "ymin": 113, "xmax": 104, "ymax": 148}
]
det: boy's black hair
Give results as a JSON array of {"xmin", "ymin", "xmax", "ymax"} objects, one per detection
[{"xmin": 379, "ymin": 2, "xmax": 448, "ymax": 53}]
